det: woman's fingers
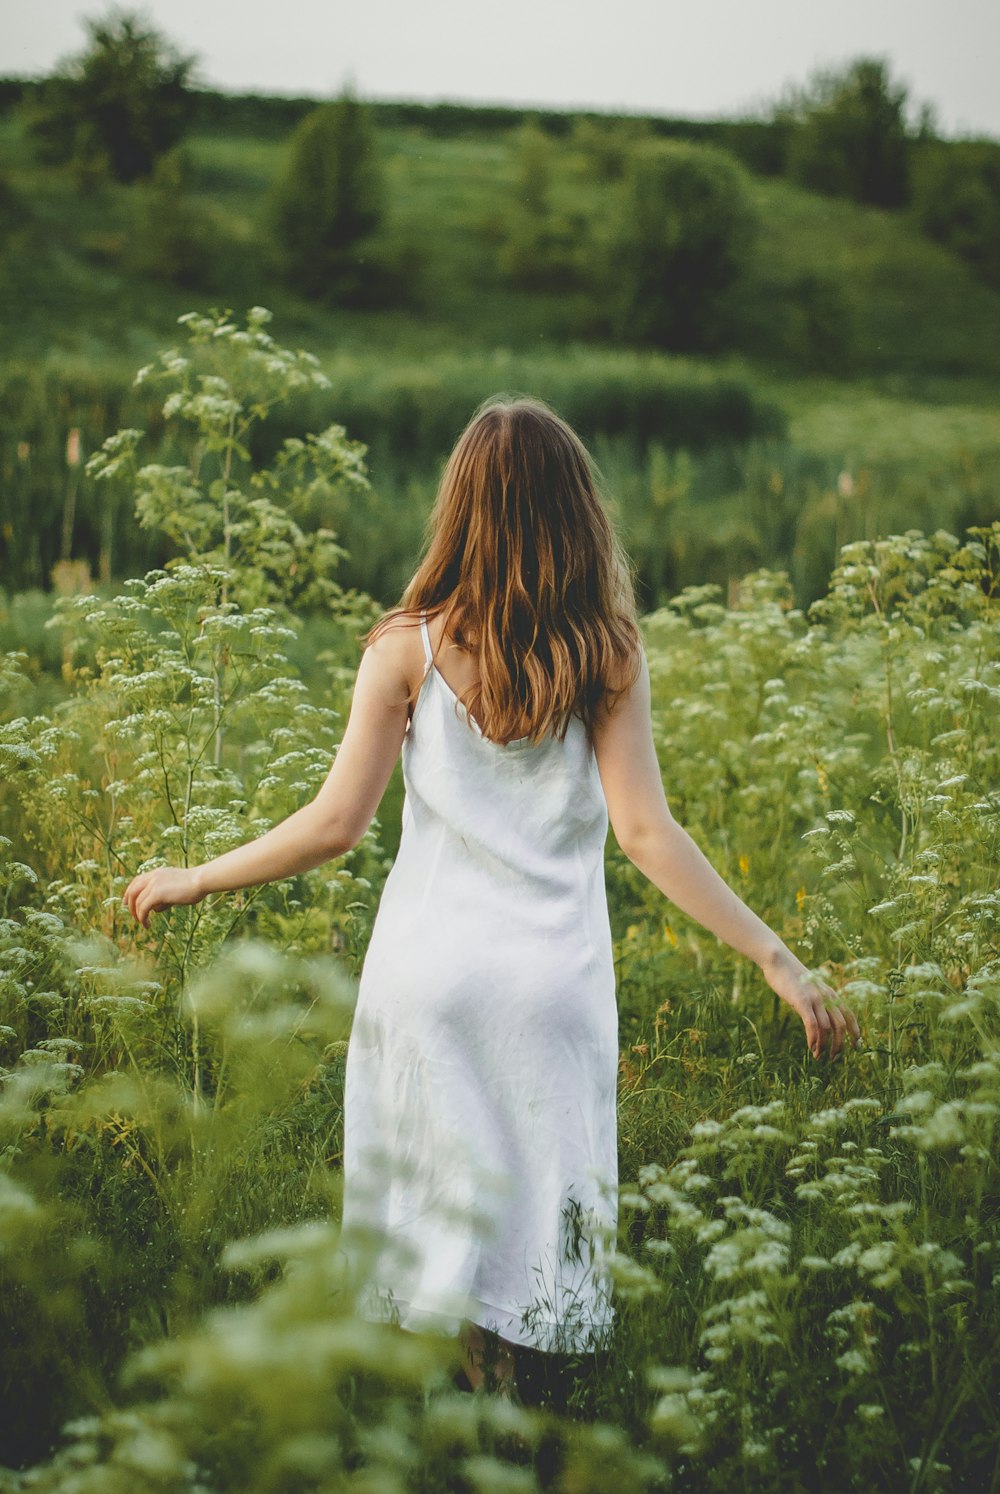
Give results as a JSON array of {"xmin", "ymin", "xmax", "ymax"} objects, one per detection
[
  {"xmin": 122, "ymin": 869, "xmax": 190, "ymax": 928},
  {"xmin": 124, "ymin": 872, "xmax": 170, "ymax": 926},
  {"xmin": 767, "ymin": 960, "xmax": 864, "ymax": 1062},
  {"xmin": 808, "ymin": 995, "xmax": 863, "ymax": 1061},
  {"xmin": 811, "ymin": 1000, "xmax": 831, "ymax": 1059},
  {"xmin": 827, "ymin": 1003, "xmax": 848, "ymax": 1061},
  {"xmin": 122, "ymin": 874, "xmax": 145, "ymax": 920}
]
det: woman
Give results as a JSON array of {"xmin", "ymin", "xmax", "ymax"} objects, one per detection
[{"xmin": 124, "ymin": 395, "xmax": 861, "ymax": 1398}]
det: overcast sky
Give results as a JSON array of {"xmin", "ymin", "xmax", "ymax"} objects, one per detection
[{"xmin": 4, "ymin": 0, "xmax": 998, "ymax": 139}]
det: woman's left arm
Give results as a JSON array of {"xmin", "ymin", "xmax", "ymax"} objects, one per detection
[{"xmin": 123, "ymin": 629, "xmax": 413, "ymax": 928}]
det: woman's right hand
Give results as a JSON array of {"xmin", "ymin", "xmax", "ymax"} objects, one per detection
[
  {"xmin": 123, "ymin": 866, "xmax": 205, "ymax": 929},
  {"xmin": 761, "ymin": 946, "xmax": 862, "ymax": 1061}
]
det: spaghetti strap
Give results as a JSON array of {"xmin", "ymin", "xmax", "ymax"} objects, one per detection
[{"xmin": 419, "ymin": 612, "xmax": 433, "ymax": 672}]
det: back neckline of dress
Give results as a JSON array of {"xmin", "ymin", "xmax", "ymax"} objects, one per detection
[{"xmin": 428, "ymin": 665, "xmax": 533, "ymax": 750}]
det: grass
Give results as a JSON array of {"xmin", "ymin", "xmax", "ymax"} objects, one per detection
[
  {"xmin": 1, "ymin": 525, "xmax": 997, "ymax": 1488},
  {"xmin": 4, "ymin": 108, "xmax": 1000, "ymax": 382},
  {"xmin": 1, "ymin": 103, "xmax": 998, "ymax": 624}
]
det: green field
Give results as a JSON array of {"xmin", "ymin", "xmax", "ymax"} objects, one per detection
[
  {"xmin": 1, "ymin": 104, "xmax": 999, "ymax": 611},
  {"xmin": 1, "ymin": 404, "xmax": 997, "ymax": 1482},
  {"xmin": 1, "ymin": 95, "xmax": 999, "ymax": 1491}
]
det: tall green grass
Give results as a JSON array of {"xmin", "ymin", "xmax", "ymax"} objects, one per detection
[{"xmin": 0, "ymin": 525, "xmax": 997, "ymax": 1490}]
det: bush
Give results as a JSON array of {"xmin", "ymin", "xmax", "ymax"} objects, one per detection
[
  {"xmin": 21, "ymin": 8, "xmax": 197, "ymax": 184},
  {"xmin": 268, "ymin": 91, "xmax": 409, "ymax": 307},
  {"xmin": 124, "ymin": 145, "xmax": 214, "ymax": 287},
  {"xmin": 603, "ymin": 141, "xmax": 758, "ymax": 352},
  {"xmin": 912, "ymin": 139, "xmax": 1000, "ymax": 288},
  {"xmin": 0, "ymin": 170, "xmax": 29, "ymax": 252},
  {"xmin": 779, "ymin": 271, "xmax": 859, "ymax": 374},
  {"xmin": 497, "ymin": 121, "xmax": 586, "ymax": 291},
  {"xmin": 571, "ymin": 115, "xmax": 653, "ymax": 183}
]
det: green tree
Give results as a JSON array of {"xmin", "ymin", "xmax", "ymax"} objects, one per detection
[
  {"xmin": 497, "ymin": 120, "xmax": 584, "ymax": 292},
  {"xmin": 605, "ymin": 140, "xmax": 758, "ymax": 351},
  {"xmin": 269, "ymin": 91, "xmax": 387, "ymax": 305},
  {"xmin": 779, "ymin": 57, "xmax": 913, "ymax": 208},
  {"xmin": 912, "ymin": 139, "xmax": 1000, "ymax": 288},
  {"xmin": 22, "ymin": 7, "xmax": 197, "ymax": 184},
  {"xmin": 125, "ymin": 145, "xmax": 213, "ymax": 287}
]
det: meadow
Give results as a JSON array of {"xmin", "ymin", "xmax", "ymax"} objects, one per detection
[
  {"xmin": 2, "ymin": 100, "xmax": 999, "ymax": 612},
  {"xmin": 0, "ymin": 312, "xmax": 997, "ymax": 1491}
]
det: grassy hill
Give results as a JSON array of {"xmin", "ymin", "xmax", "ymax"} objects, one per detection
[
  {"xmin": 0, "ymin": 99, "xmax": 998, "ymax": 608},
  {"xmin": 4, "ymin": 108, "xmax": 1000, "ymax": 380}
]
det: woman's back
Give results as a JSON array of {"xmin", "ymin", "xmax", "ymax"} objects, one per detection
[
  {"xmin": 340, "ymin": 609, "xmax": 620, "ymax": 1354},
  {"xmin": 400, "ymin": 609, "xmax": 609, "ymax": 891}
]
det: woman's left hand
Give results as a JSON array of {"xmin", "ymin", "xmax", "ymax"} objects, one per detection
[{"xmin": 123, "ymin": 867, "xmax": 205, "ymax": 928}]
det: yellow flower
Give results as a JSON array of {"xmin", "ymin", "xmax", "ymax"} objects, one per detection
[
  {"xmin": 738, "ymin": 854, "xmax": 749, "ymax": 877},
  {"xmin": 796, "ymin": 886, "xmax": 807, "ymax": 910},
  {"xmin": 664, "ymin": 923, "xmax": 678, "ymax": 947}
]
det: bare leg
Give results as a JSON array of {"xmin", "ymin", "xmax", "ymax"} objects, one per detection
[{"xmin": 460, "ymin": 1321, "xmax": 517, "ymax": 1395}]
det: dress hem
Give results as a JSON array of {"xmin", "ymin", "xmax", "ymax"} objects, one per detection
[{"xmin": 356, "ymin": 1282, "xmax": 614, "ymax": 1354}]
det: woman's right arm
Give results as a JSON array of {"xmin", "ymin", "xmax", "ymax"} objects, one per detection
[
  {"xmin": 592, "ymin": 646, "xmax": 861, "ymax": 1061},
  {"xmin": 123, "ymin": 624, "xmax": 414, "ymax": 928}
]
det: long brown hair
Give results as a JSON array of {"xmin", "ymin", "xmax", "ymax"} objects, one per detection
[{"xmin": 365, "ymin": 394, "xmax": 642, "ymax": 746}]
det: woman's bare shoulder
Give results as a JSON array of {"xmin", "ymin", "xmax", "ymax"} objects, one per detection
[
  {"xmin": 363, "ymin": 611, "xmax": 427, "ymax": 702},
  {"xmin": 593, "ymin": 640, "xmax": 648, "ymax": 727}
]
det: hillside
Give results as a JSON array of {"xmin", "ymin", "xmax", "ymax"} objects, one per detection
[
  {"xmin": 0, "ymin": 99, "xmax": 998, "ymax": 608},
  {"xmin": 2, "ymin": 105, "xmax": 1000, "ymax": 379}
]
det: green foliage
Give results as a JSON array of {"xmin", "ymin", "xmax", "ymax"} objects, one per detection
[
  {"xmin": 603, "ymin": 141, "xmax": 758, "ymax": 351},
  {"xmin": 775, "ymin": 271, "xmax": 858, "ymax": 374},
  {"xmin": 608, "ymin": 528, "xmax": 1000, "ymax": 1487},
  {"xmin": 3, "ymin": 99, "xmax": 1000, "ymax": 375},
  {"xmin": 571, "ymin": 115, "xmax": 653, "ymax": 183},
  {"xmin": 779, "ymin": 57, "xmax": 913, "ymax": 209},
  {"xmin": 0, "ymin": 345, "xmax": 785, "ymax": 600},
  {"xmin": 0, "ymin": 169, "xmax": 28, "ymax": 251},
  {"xmin": 2, "ymin": 97, "xmax": 1000, "ymax": 618},
  {"xmin": 20, "ymin": 8, "xmax": 197, "ymax": 185},
  {"xmin": 497, "ymin": 121, "xmax": 586, "ymax": 292},
  {"xmin": 268, "ymin": 90, "xmax": 408, "ymax": 308},
  {"xmin": 3, "ymin": 308, "xmax": 383, "ymax": 950},
  {"xmin": 124, "ymin": 145, "xmax": 215, "ymax": 288},
  {"xmin": 1, "ymin": 514, "xmax": 998, "ymax": 1486},
  {"xmin": 912, "ymin": 139, "xmax": 1000, "ymax": 289}
]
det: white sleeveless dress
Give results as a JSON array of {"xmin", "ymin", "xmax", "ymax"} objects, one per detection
[{"xmin": 338, "ymin": 615, "xmax": 619, "ymax": 1353}]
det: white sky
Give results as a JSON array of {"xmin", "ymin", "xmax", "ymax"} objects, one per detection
[{"xmin": 3, "ymin": 0, "xmax": 998, "ymax": 139}]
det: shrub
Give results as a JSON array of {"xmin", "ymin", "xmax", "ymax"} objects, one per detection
[
  {"xmin": 124, "ymin": 145, "xmax": 214, "ymax": 287},
  {"xmin": 268, "ymin": 91, "xmax": 407, "ymax": 307},
  {"xmin": 571, "ymin": 115, "xmax": 653, "ymax": 183},
  {"xmin": 603, "ymin": 141, "xmax": 758, "ymax": 351},
  {"xmin": 497, "ymin": 120, "xmax": 586, "ymax": 291},
  {"xmin": 0, "ymin": 170, "xmax": 29, "ymax": 251},
  {"xmin": 912, "ymin": 139, "xmax": 1000, "ymax": 288}
]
